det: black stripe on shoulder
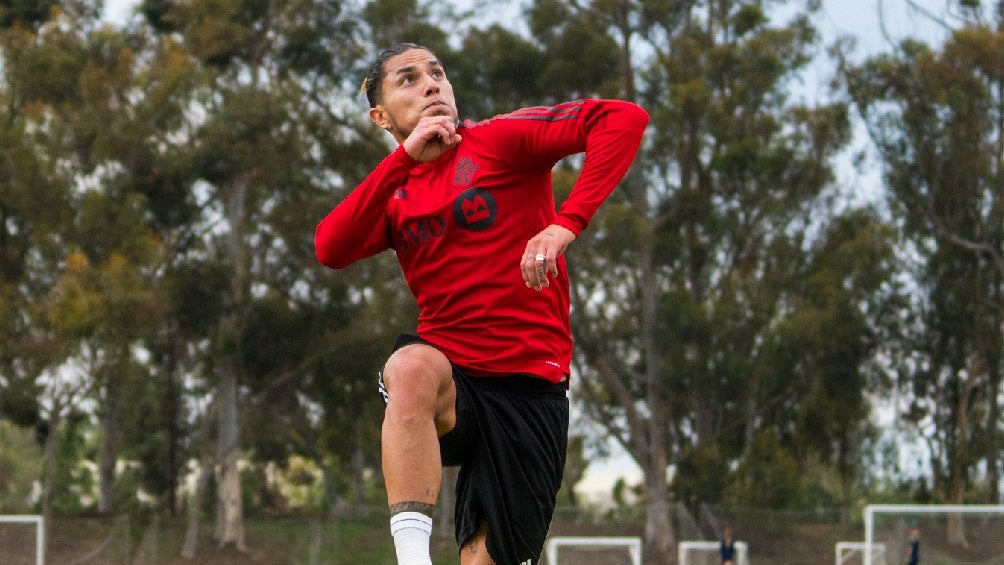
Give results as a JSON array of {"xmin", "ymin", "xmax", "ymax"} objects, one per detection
[{"xmin": 497, "ymin": 100, "xmax": 585, "ymax": 122}]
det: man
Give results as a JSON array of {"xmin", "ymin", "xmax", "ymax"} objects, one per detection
[
  {"xmin": 720, "ymin": 527, "xmax": 736, "ymax": 565},
  {"xmin": 906, "ymin": 526, "xmax": 920, "ymax": 565},
  {"xmin": 314, "ymin": 42, "xmax": 647, "ymax": 565}
]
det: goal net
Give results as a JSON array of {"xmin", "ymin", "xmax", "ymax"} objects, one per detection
[
  {"xmin": 0, "ymin": 515, "xmax": 44, "ymax": 565},
  {"xmin": 544, "ymin": 536, "xmax": 642, "ymax": 565},
  {"xmin": 835, "ymin": 541, "xmax": 887, "ymax": 565},
  {"xmin": 863, "ymin": 504, "xmax": 1004, "ymax": 565},
  {"xmin": 678, "ymin": 540, "xmax": 749, "ymax": 565}
]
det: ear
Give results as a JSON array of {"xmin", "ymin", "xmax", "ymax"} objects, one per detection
[{"xmin": 369, "ymin": 106, "xmax": 391, "ymax": 131}]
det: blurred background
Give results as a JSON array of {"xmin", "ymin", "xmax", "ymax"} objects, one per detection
[{"xmin": 1, "ymin": 0, "xmax": 1002, "ymax": 563}]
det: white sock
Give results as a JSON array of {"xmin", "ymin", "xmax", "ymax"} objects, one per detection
[{"xmin": 389, "ymin": 511, "xmax": 433, "ymax": 565}]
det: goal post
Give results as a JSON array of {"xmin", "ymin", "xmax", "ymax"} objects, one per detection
[
  {"xmin": 544, "ymin": 536, "xmax": 642, "ymax": 565},
  {"xmin": 0, "ymin": 515, "xmax": 44, "ymax": 565},
  {"xmin": 678, "ymin": 540, "xmax": 749, "ymax": 565},
  {"xmin": 863, "ymin": 504, "xmax": 1004, "ymax": 565}
]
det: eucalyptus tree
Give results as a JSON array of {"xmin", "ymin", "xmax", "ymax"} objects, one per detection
[
  {"xmin": 520, "ymin": 0, "xmax": 893, "ymax": 559},
  {"xmin": 54, "ymin": 25, "xmax": 191, "ymax": 514},
  {"xmin": 842, "ymin": 0, "xmax": 1004, "ymax": 541},
  {"xmin": 0, "ymin": 1, "xmax": 181, "ymax": 527},
  {"xmin": 135, "ymin": 0, "xmax": 372, "ymax": 551},
  {"xmin": 0, "ymin": 30, "xmax": 63, "ymax": 440},
  {"xmin": 0, "ymin": 48, "xmax": 74, "ymax": 524}
]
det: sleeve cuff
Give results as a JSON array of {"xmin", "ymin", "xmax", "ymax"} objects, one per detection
[
  {"xmin": 552, "ymin": 214, "xmax": 584, "ymax": 236},
  {"xmin": 391, "ymin": 144, "xmax": 420, "ymax": 167}
]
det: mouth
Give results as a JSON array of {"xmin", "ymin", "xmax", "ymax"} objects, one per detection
[{"xmin": 423, "ymin": 101, "xmax": 447, "ymax": 111}]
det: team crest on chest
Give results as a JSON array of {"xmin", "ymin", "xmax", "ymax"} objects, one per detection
[{"xmin": 454, "ymin": 156, "xmax": 478, "ymax": 186}]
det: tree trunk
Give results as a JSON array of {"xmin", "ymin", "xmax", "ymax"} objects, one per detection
[
  {"xmin": 639, "ymin": 220, "xmax": 674, "ymax": 562},
  {"xmin": 988, "ymin": 371, "xmax": 1000, "ymax": 502},
  {"xmin": 317, "ymin": 456, "xmax": 342, "ymax": 516},
  {"xmin": 41, "ymin": 408, "xmax": 62, "ymax": 556},
  {"xmin": 946, "ymin": 481, "xmax": 968, "ymax": 548},
  {"xmin": 182, "ymin": 401, "xmax": 216, "ymax": 559},
  {"xmin": 439, "ymin": 466, "xmax": 459, "ymax": 537},
  {"xmin": 642, "ymin": 449, "xmax": 673, "ymax": 563},
  {"xmin": 212, "ymin": 178, "xmax": 248, "ymax": 551},
  {"xmin": 352, "ymin": 428, "xmax": 366, "ymax": 506},
  {"xmin": 181, "ymin": 453, "xmax": 212, "ymax": 558},
  {"xmin": 165, "ymin": 340, "xmax": 180, "ymax": 517},
  {"xmin": 214, "ymin": 368, "xmax": 246, "ymax": 551},
  {"xmin": 946, "ymin": 361, "xmax": 974, "ymax": 548},
  {"xmin": 981, "ymin": 275, "xmax": 1000, "ymax": 503},
  {"xmin": 98, "ymin": 378, "xmax": 123, "ymax": 513}
]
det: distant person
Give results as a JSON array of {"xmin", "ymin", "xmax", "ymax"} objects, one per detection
[
  {"xmin": 720, "ymin": 527, "xmax": 736, "ymax": 565},
  {"xmin": 906, "ymin": 526, "xmax": 920, "ymax": 565}
]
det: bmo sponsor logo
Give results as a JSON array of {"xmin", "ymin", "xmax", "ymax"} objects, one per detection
[{"xmin": 453, "ymin": 187, "xmax": 497, "ymax": 232}]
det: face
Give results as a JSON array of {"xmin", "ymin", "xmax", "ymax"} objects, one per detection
[{"xmin": 369, "ymin": 48, "xmax": 458, "ymax": 142}]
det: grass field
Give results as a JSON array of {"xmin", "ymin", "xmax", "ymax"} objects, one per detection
[
  {"xmin": 2, "ymin": 513, "xmax": 461, "ymax": 564},
  {"xmin": 1, "ymin": 511, "xmax": 853, "ymax": 564},
  {"xmin": 6, "ymin": 508, "xmax": 999, "ymax": 564}
]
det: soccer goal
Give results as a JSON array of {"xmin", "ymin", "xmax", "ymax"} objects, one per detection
[
  {"xmin": 863, "ymin": 504, "xmax": 1004, "ymax": 565},
  {"xmin": 678, "ymin": 540, "xmax": 749, "ymax": 565},
  {"xmin": 544, "ymin": 536, "xmax": 641, "ymax": 565},
  {"xmin": 835, "ymin": 541, "xmax": 886, "ymax": 564},
  {"xmin": 0, "ymin": 515, "xmax": 44, "ymax": 565}
]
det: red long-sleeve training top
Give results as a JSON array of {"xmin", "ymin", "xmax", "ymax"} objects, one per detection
[{"xmin": 315, "ymin": 99, "xmax": 648, "ymax": 383}]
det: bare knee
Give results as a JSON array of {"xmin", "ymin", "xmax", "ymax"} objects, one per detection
[{"xmin": 382, "ymin": 344, "xmax": 456, "ymax": 434}]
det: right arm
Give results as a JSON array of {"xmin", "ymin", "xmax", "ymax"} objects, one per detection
[
  {"xmin": 314, "ymin": 146, "xmax": 417, "ymax": 269},
  {"xmin": 314, "ymin": 115, "xmax": 462, "ymax": 269}
]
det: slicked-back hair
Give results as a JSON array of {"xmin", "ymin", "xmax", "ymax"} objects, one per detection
[{"xmin": 363, "ymin": 42, "xmax": 437, "ymax": 108}]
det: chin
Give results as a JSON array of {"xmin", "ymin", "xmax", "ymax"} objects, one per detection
[{"xmin": 426, "ymin": 106, "xmax": 455, "ymax": 117}]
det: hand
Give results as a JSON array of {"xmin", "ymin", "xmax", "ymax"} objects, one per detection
[
  {"xmin": 403, "ymin": 116, "xmax": 462, "ymax": 162},
  {"xmin": 521, "ymin": 224, "xmax": 576, "ymax": 291}
]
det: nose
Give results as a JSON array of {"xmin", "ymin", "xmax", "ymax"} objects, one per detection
[{"xmin": 422, "ymin": 73, "xmax": 440, "ymax": 95}]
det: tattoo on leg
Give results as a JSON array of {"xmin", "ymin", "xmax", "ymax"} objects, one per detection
[
  {"xmin": 389, "ymin": 501, "xmax": 436, "ymax": 516},
  {"xmin": 464, "ymin": 521, "xmax": 487, "ymax": 556}
]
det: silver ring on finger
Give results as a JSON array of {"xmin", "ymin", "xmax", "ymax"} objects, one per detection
[{"xmin": 535, "ymin": 254, "xmax": 546, "ymax": 262}]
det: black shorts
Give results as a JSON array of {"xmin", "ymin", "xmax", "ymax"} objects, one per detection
[{"xmin": 379, "ymin": 334, "xmax": 569, "ymax": 565}]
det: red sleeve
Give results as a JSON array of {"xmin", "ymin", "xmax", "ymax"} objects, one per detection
[
  {"xmin": 314, "ymin": 145, "xmax": 418, "ymax": 269},
  {"xmin": 486, "ymin": 99, "xmax": 649, "ymax": 235}
]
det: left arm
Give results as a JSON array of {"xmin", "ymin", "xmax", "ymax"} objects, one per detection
[{"xmin": 506, "ymin": 99, "xmax": 649, "ymax": 289}]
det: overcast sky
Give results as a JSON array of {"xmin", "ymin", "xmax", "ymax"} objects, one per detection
[{"xmin": 102, "ymin": 0, "xmax": 958, "ymax": 47}]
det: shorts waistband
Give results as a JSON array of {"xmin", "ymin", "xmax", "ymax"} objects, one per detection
[{"xmin": 463, "ymin": 373, "xmax": 568, "ymax": 397}]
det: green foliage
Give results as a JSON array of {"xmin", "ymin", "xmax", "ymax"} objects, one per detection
[
  {"xmin": 559, "ymin": 436, "xmax": 589, "ymax": 506},
  {"xmin": 0, "ymin": 0, "xmax": 56, "ymax": 28},
  {"xmin": 49, "ymin": 416, "xmax": 95, "ymax": 513},
  {"xmin": 525, "ymin": 0, "xmax": 621, "ymax": 101},
  {"xmin": 571, "ymin": 1, "xmax": 894, "ymax": 524},
  {"xmin": 364, "ymin": 0, "xmax": 447, "ymax": 54},
  {"xmin": 4, "ymin": 23, "xmax": 87, "ymax": 108},
  {"xmin": 0, "ymin": 370, "xmax": 41, "ymax": 429},
  {"xmin": 448, "ymin": 26, "xmax": 547, "ymax": 117},
  {"xmin": 672, "ymin": 445, "xmax": 730, "ymax": 509},
  {"xmin": 0, "ymin": 420, "xmax": 44, "ymax": 512},
  {"xmin": 843, "ymin": 11, "xmax": 1004, "ymax": 504},
  {"xmin": 726, "ymin": 432, "xmax": 803, "ymax": 509}
]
